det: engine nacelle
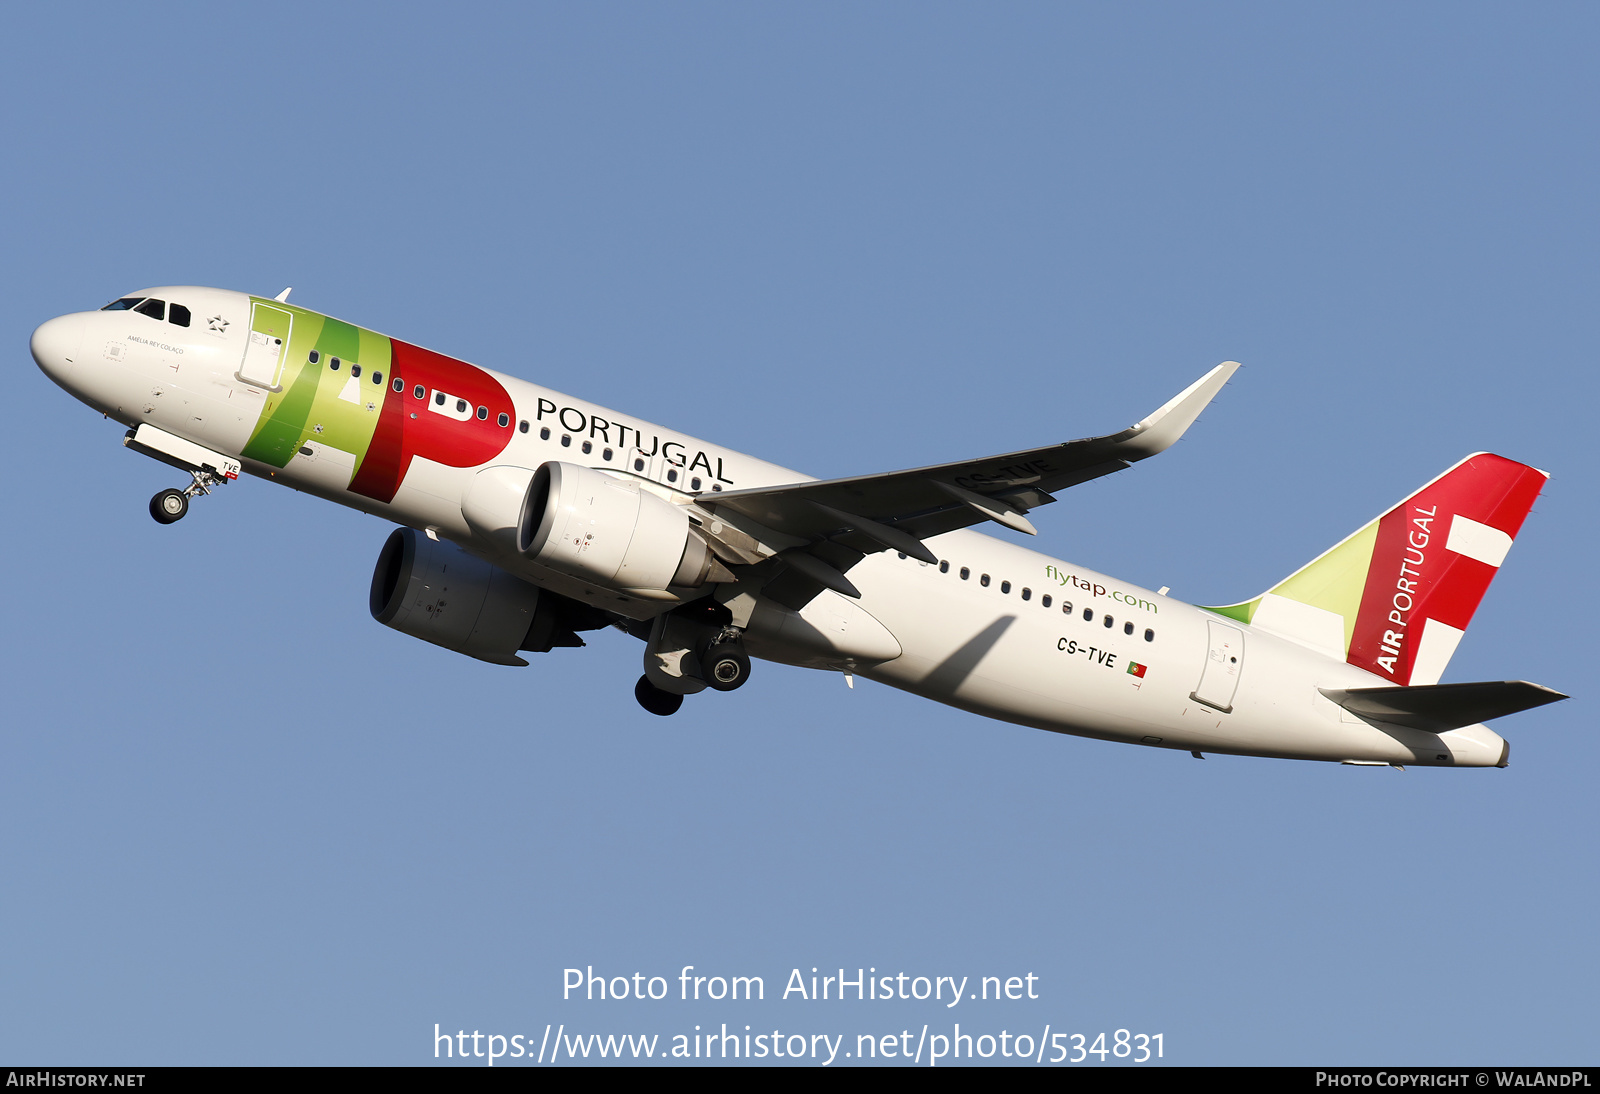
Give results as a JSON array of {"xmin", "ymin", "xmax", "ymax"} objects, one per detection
[
  {"xmin": 370, "ymin": 527, "xmax": 546, "ymax": 666},
  {"xmin": 516, "ymin": 462, "xmax": 719, "ymax": 595}
]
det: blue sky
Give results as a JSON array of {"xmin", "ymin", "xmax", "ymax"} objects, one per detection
[{"xmin": 1, "ymin": 2, "xmax": 1594, "ymax": 1066}]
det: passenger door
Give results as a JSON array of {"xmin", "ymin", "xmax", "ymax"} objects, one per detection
[
  {"xmin": 1191, "ymin": 619, "xmax": 1244, "ymax": 713},
  {"xmin": 237, "ymin": 302, "xmax": 293, "ymax": 391}
]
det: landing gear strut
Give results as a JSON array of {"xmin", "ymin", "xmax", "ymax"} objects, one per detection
[
  {"xmin": 148, "ymin": 467, "xmax": 229, "ymax": 525},
  {"xmin": 635, "ymin": 675, "xmax": 684, "ymax": 717}
]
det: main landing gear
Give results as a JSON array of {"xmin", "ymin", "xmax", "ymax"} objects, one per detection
[
  {"xmin": 148, "ymin": 467, "xmax": 229, "ymax": 525},
  {"xmin": 634, "ymin": 676, "xmax": 684, "ymax": 717},
  {"xmin": 702, "ymin": 642, "xmax": 751, "ymax": 692},
  {"xmin": 633, "ymin": 619, "xmax": 753, "ymax": 716}
]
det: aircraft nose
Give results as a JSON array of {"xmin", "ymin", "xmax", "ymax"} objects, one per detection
[{"xmin": 31, "ymin": 314, "xmax": 84, "ymax": 385}]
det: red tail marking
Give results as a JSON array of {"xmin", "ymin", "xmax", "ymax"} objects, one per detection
[{"xmin": 1347, "ymin": 454, "xmax": 1545, "ymax": 684}]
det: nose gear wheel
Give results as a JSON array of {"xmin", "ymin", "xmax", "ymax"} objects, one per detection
[
  {"xmin": 147, "ymin": 467, "xmax": 229, "ymax": 524},
  {"xmin": 149, "ymin": 488, "xmax": 189, "ymax": 524}
]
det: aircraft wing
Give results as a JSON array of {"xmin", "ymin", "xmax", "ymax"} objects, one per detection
[{"xmin": 701, "ymin": 362, "xmax": 1239, "ymax": 606}]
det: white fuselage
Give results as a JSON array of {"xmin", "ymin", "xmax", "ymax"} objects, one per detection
[{"xmin": 31, "ymin": 286, "xmax": 1508, "ymax": 767}]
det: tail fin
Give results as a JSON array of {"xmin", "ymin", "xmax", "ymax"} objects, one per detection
[{"xmin": 1205, "ymin": 453, "xmax": 1548, "ymax": 685}]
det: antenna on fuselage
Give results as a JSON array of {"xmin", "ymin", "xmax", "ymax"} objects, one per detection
[{"xmin": 274, "ymin": 287, "xmax": 292, "ymax": 302}]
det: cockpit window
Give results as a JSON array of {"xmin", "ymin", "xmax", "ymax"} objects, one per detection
[
  {"xmin": 168, "ymin": 303, "xmax": 191, "ymax": 327},
  {"xmin": 134, "ymin": 298, "xmax": 166, "ymax": 320},
  {"xmin": 101, "ymin": 297, "xmax": 145, "ymax": 311}
]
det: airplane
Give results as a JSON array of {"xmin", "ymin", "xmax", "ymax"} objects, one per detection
[{"xmin": 29, "ymin": 285, "xmax": 1567, "ymax": 767}]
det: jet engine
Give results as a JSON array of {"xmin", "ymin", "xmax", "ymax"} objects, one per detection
[
  {"xmin": 370, "ymin": 526, "xmax": 580, "ymax": 665},
  {"xmin": 516, "ymin": 462, "xmax": 726, "ymax": 596}
]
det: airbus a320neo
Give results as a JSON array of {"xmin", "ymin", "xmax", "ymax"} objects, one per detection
[{"xmin": 30, "ymin": 286, "xmax": 1566, "ymax": 766}]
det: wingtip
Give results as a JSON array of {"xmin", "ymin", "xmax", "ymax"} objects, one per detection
[
  {"xmin": 1118, "ymin": 361, "xmax": 1241, "ymax": 459},
  {"xmin": 1207, "ymin": 360, "xmax": 1243, "ymax": 389}
]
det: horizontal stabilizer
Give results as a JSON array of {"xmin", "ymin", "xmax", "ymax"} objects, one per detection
[{"xmin": 1318, "ymin": 680, "xmax": 1567, "ymax": 732}]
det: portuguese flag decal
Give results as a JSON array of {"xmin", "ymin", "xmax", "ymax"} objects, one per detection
[{"xmin": 1127, "ymin": 661, "xmax": 1147, "ymax": 678}]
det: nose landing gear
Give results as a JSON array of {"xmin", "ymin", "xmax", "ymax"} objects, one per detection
[
  {"xmin": 147, "ymin": 466, "xmax": 230, "ymax": 525},
  {"xmin": 123, "ymin": 425, "xmax": 240, "ymax": 526}
]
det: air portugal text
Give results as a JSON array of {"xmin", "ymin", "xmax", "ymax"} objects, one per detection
[
  {"xmin": 1372, "ymin": 505, "xmax": 1436, "ymax": 676},
  {"xmin": 534, "ymin": 398, "xmax": 735, "ymax": 485}
]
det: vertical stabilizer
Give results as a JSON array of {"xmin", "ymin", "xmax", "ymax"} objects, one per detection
[{"xmin": 1205, "ymin": 454, "xmax": 1547, "ymax": 685}]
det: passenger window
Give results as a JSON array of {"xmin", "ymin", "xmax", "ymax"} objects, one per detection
[
  {"xmin": 667, "ymin": 469, "xmax": 678, "ymax": 483},
  {"xmin": 310, "ymin": 350, "xmax": 321, "ymax": 364},
  {"xmin": 1103, "ymin": 614, "xmax": 1114, "ymax": 628},
  {"xmin": 939, "ymin": 561, "xmax": 949, "ymax": 573},
  {"xmin": 1042, "ymin": 594, "xmax": 1051, "ymax": 607},
  {"xmin": 691, "ymin": 477, "xmax": 701, "ymax": 490},
  {"xmin": 603, "ymin": 448, "xmax": 613, "ymax": 461},
  {"xmin": 980, "ymin": 574, "xmax": 991, "ymax": 587},
  {"xmin": 581, "ymin": 440, "xmax": 592, "ymax": 453},
  {"xmin": 372, "ymin": 371, "xmax": 383, "ymax": 385},
  {"xmin": 541, "ymin": 427, "xmax": 551, "ymax": 440},
  {"xmin": 476, "ymin": 406, "xmax": 488, "ymax": 420},
  {"xmin": 351, "ymin": 365, "xmax": 362, "ymax": 378},
  {"xmin": 1144, "ymin": 629, "xmax": 1155, "ymax": 642},
  {"xmin": 455, "ymin": 399, "xmax": 467, "ymax": 413},
  {"xmin": 1063, "ymin": 601, "xmax": 1073, "ymax": 614},
  {"xmin": 711, "ymin": 484, "xmax": 722, "ymax": 491},
  {"xmin": 168, "ymin": 304, "xmax": 191, "ymax": 327},
  {"xmin": 1124, "ymin": 622, "xmax": 1134, "ymax": 635},
  {"xmin": 434, "ymin": 391, "xmax": 445, "ymax": 405},
  {"xmin": 1082, "ymin": 607, "xmax": 1093, "ymax": 621},
  {"xmin": 393, "ymin": 378, "xmax": 404, "ymax": 393},
  {"xmin": 519, "ymin": 420, "xmax": 529, "ymax": 433},
  {"xmin": 134, "ymin": 298, "xmax": 165, "ymax": 319},
  {"xmin": 415, "ymin": 385, "xmax": 426, "ymax": 399},
  {"xmin": 633, "ymin": 458, "xmax": 644, "ymax": 471},
  {"xmin": 1000, "ymin": 580, "xmax": 1011, "ymax": 594},
  {"xmin": 332, "ymin": 357, "xmax": 343, "ymax": 371},
  {"xmin": 1021, "ymin": 588, "xmax": 1031, "ymax": 601},
  {"xmin": 498, "ymin": 413, "xmax": 510, "ymax": 427},
  {"xmin": 561, "ymin": 434, "xmax": 571, "ymax": 447},
  {"xmin": 960, "ymin": 567, "xmax": 970, "ymax": 580}
]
